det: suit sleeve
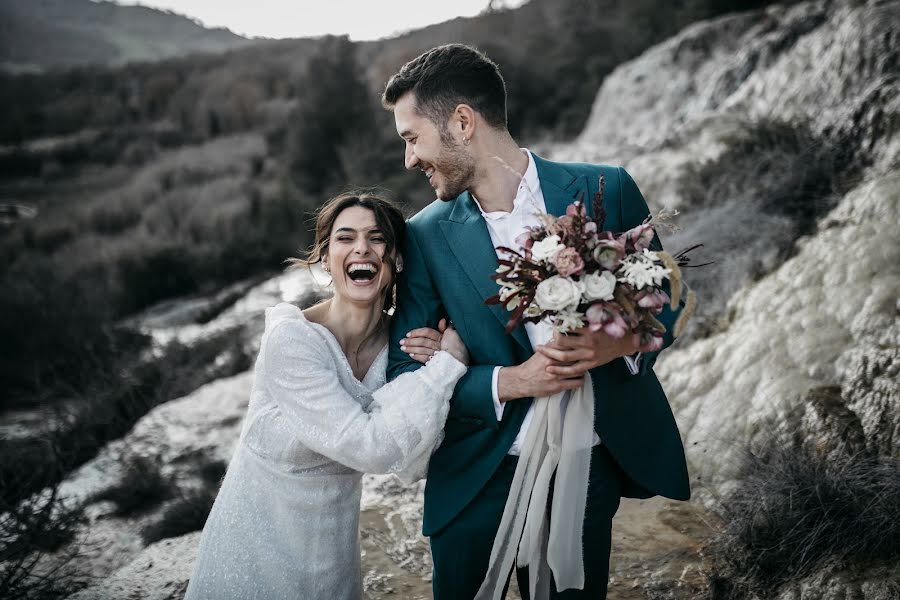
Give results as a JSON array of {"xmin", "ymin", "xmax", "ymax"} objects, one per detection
[
  {"xmin": 617, "ymin": 166, "xmax": 685, "ymax": 374},
  {"xmin": 387, "ymin": 222, "xmax": 501, "ymax": 429}
]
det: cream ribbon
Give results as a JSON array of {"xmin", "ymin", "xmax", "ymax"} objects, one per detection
[{"xmin": 475, "ymin": 373, "xmax": 596, "ymax": 599}]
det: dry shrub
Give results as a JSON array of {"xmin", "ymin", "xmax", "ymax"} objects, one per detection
[
  {"xmin": 0, "ymin": 443, "xmax": 84, "ymax": 600},
  {"xmin": 706, "ymin": 444, "xmax": 900, "ymax": 599},
  {"xmin": 666, "ymin": 118, "xmax": 851, "ymax": 339},
  {"xmin": 89, "ymin": 454, "xmax": 174, "ymax": 517},
  {"xmin": 138, "ymin": 457, "xmax": 226, "ymax": 546}
]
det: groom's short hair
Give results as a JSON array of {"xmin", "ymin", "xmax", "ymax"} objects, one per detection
[{"xmin": 382, "ymin": 44, "xmax": 507, "ymax": 130}]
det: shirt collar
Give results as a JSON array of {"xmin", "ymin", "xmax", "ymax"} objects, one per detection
[{"xmin": 474, "ymin": 149, "xmax": 541, "ymax": 220}]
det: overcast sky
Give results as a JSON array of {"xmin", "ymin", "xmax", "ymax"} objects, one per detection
[{"xmin": 116, "ymin": 0, "xmax": 529, "ymax": 40}]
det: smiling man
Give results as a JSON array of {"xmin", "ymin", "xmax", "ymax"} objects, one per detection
[{"xmin": 382, "ymin": 44, "xmax": 689, "ymax": 599}]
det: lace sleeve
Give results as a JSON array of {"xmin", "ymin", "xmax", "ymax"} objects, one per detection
[{"xmin": 262, "ymin": 319, "xmax": 465, "ymax": 474}]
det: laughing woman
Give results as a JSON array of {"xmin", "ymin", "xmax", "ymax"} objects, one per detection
[{"xmin": 185, "ymin": 193, "xmax": 467, "ymax": 600}]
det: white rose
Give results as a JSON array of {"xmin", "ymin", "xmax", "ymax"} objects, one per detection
[
  {"xmin": 530, "ymin": 234, "xmax": 564, "ymax": 262},
  {"xmin": 534, "ymin": 275, "xmax": 582, "ymax": 312},
  {"xmin": 582, "ymin": 270, "xmax": 617, "ymax": 301}
]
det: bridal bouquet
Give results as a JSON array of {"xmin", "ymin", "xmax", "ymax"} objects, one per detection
[{"xmin": 485, "ymin": 176, "xmax": 696, "ymax": 351}]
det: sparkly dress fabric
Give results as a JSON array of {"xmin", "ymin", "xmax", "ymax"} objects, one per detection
[{"xmin": 184, "ymin": 303, "xmax": 466, "ymax": 600}]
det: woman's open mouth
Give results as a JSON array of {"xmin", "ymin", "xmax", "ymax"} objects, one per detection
[{"xmin": 346, "ymin": 262, "xmax": 379, "ymax": 285}]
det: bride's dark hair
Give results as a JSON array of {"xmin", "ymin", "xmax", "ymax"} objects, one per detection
[{"xmin": 290, "ymin": 191, "xmax": 407, "ymax": 318}]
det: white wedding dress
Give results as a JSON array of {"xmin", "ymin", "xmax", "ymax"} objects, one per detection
[{"xmin": 184, "ymin": 303, "xmax": 466, "ymax": 600}]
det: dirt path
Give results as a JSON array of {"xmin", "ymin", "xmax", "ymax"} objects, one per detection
[
  {"xmin": 608, "ymin": 497, "xmax": 711, "ymax": 600},
  {"xmin": 360, "ymin": 495, "xmax": 712, "ymax": 600}
]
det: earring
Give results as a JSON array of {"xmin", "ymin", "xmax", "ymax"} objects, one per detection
[
  {"xmin": 322, "ymin": 263, "xmax": 330, "ymax": 273},
  {"xmin": 463, "ymin": 137, "xmax": 470, "ymax": 146}
]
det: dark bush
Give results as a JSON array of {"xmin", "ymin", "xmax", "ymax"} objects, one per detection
[
  {"xmin": 139, "ymin": 487, "xmax": 217, "ymax": 546},
  {"xmin": 0, "ymin": 260, "xmax": 142, "ymax": 405},
  {"xmin": 116, "ymin": 245, "xmax": 201, "ymax": 315},
  {"xmin": 665, "ymin": 118, "xmax": 852, "ymax": 338},
  {"xmin": 0, "ymin": 327, "xmax": 252, "ymax": 506},
  {"xmin": 90, "ymin": 454, "xmax": 174, "ymax": 517},
  {"xmin": 706, "ymin": 444, "xmax": 900, "ymax": 598},
  {"xmin": 197, "ymin": 459, "xmax": 227, "ymax": 487}
]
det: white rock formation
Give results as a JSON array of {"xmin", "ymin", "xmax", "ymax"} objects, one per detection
[{"xmin": 658, "ymin": 172, "xmax": 899, "ymax": 492}]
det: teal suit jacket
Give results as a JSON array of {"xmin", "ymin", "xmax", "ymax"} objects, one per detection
[{"xmin": 387, "ymin": 154, "xmax": 690, "ymax": 537}]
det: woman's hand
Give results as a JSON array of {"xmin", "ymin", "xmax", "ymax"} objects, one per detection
[
  {"xmin": 438, "ymin": 318, "xmax": 469, "ymax": 366},
  {"xmin": 400, "ymin": 318, "xmax": 468, "ymax": 366},
  {"xmin": 401, "ymin": 326, "xmax": 442, "ymax": 364}
]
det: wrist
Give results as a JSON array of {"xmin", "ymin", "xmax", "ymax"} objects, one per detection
[{"xmin": 497, "ymin": 366, "xmax": 521, "ymax": 402}]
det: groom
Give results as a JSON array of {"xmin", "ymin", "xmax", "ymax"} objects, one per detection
[{"xmin": 384, "ymin": 44, "xmax": 689, "ymax": 599}]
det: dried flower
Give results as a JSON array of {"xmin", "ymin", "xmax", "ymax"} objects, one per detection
[
  {"xmin": 673, "ymin": 288, "xmax": 698, "ymax": 338},
  {"xmin": 592, "ymin": 238, "xmax": 625, "ymax": 270},
  {"xmin": 553, "ymin": 247, "xmax": 585, "ymax": 277},
  {"xmin": 582, "ymin": 271, "xmax": 617, "ymax": 302},
  {"xmin": 535, "ymin": 275, "xmax": 582, "ymax": 312},
  {"xmin": 531, "ymin": 234, "xmax": 565, "ymax": 262},
  {"xmin": 622, "ymin": 223, "xmax": 655, "ymax": 252},
  {"xmin": 618, "ymin": 250, "xmax": 671, "ymax": 289},
  {"xmin": 635, "ymin": 289, "xmax": 670, "ymax": 314},
  {"xmin": 485, "ymin": 175, "xmax": 701, "ymax": 339}
]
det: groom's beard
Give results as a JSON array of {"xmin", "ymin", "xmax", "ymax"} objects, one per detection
[{"xmin": 433, "ymin": 139, "xmax": 476, "ymax": 201}]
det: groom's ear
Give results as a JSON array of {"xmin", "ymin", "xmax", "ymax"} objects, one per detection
[{"xmin": 452, "ymin": 104, "xmax": 476, "ymax": 138}]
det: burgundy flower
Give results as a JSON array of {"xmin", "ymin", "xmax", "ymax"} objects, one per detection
[{"xmin": 565, "ymin": 202, "xmax": 584, "ymax": 217}]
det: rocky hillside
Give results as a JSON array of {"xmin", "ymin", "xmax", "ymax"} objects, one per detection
[
  {"xmin": 558, "ymin": 0, "xmax": 899, "ymax": 493},
  {"xmin": 0, "ymin": 0, "xmax": 249, "ymax": 72},
  {"xmin": 7, "ymin": 0, "xmax": 898, "ymax": 598}
]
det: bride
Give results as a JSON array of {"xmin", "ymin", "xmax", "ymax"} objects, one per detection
[{"xmin": 185, "ymin": 192, "xmax": 469, "ymax": 600}]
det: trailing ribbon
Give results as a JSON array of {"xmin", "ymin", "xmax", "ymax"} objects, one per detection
[{"xmin": 476, "ymin": 373, "xmax": 595, "ymax": 599}]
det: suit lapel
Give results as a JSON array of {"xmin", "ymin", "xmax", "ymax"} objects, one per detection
[
  {"xmin": 438, "ymin": 156, "xmax": 591, "ymax": 353},
  {"xmin": 533, "ymin": 153, "xmax": 592, "ymax": 218},
  {"xmin": 439, "ymin": 192, "xmax": 531, "ymax": 352}
]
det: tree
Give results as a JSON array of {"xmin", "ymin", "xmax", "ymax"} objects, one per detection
[{"xmin": 285, "ymin": 36, "xmax": 379, "ymax": 196}]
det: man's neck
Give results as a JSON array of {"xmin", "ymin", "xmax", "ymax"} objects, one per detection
[{"xmin": 468, "ymin": 141, "xmax": 529, "ymax": 214}]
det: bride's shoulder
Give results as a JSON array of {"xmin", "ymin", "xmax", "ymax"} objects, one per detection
[
  {"xmin": 262, "ymin": 303, "xmax": 326, "ymax": 354},
  {"xmin": 264, "ymin": 302, "xmax": 304, "ymax": 329}
]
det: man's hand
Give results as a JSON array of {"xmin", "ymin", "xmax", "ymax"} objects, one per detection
[
  {"xmin": 400, "ymin": 319, "xmax": 470, "ymax": 365},
  {"xmin": 438, "ymin": 319, "xmax": 469, "ymax": 365},
  {"xmin": 535, "ymin": 328, "xmax": 639, "ymax": 378},
  {"xmin": 497, "ymin": 351, "xmax": 585, "ymax": 402}
]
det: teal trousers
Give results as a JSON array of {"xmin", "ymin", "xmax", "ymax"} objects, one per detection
[{"xmin": 430, "ymin": 444, "xmax": 624, "ymax": 599}]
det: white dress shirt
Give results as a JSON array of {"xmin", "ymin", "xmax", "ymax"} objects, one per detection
[{"xmin": 471, "ymin": 150, "xmax": 640, "ymax": 455}]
